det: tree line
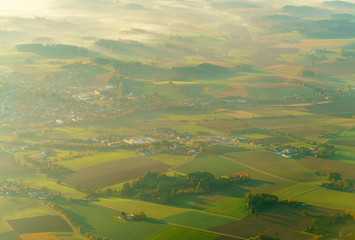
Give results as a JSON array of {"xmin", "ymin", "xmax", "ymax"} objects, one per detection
[
  {"xmin": 120, "ymin": 171, "xmax": 250, "ymax": 203},
  {"xmin": 16, "ymin": 43, "xmax": 94, "ymax": 58}
]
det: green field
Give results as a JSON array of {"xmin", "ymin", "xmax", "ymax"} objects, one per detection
[
  {"xmin": 329, "ymin": 145, "xmax": 355, "ymax": 164},
  {"xmin": 227, "ymin": 151, "xmax": 320, "ymax": 183},
  {"xmin": 58, "ymin": 149, "xmax": 138, "ymax": 170},
  {"xmin": 0, "ymin": 231, "xmax": 21, "ymax": 240},
  {"xmin": 272, "ymin": 181, "xmax": 322, "ymax": 200},
  {"xmin": 163, "ymin": 211, "xmax": 236, "ymax": 229},
  {"xmin": 292, "ymin": 188, "xmax": 355, "ymax": 210},
  {"xmin": 22, "ymin": 177, "xmax": 86, "ymax": 199},
  {"xmin": 205, "ymin": 197, "xmax": 249, "ymax": 219},
  {"xmin": 95, "ymin": 197, "xmax": 188, "ymax": 219},
  {"xmin": 0, "ymin": 219, "xmax": 12, "ymax": 233},
  {"xmin": 0, "ymin": 198, "xmax": 56, "ymax": 220},
  {"xmin": 172, "ymin": 154, "xmax": 249, "ymax": 177},
  {"xmin": 148, "ymin": 154, "xmax": 195, "ymax": 166},
  {"xmin": 62, "ymin": 203, "xmax": 168, "ymax": 240},
  {"xmin": 0, "ymin": 1, "xmax": 355, "ymax": 239},
  {"xmin": 145, "ymin": 225, "xmax": 221, "ymax": 240}
]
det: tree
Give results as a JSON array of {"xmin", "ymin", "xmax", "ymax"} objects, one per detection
[
  {"xmin": 135, "ymin": 211, "xmax": 146, "ymax": 220},
  {"xmin": 327, "ymin": 172, "xmax": 341, "ymax": 182},
  {"xmin": 106, "ymin": 188, "xmax": 113, "ymax": 195},
  {"xmin": 204, "ymin": 87, "xmax": 210, "ymax": 95}
]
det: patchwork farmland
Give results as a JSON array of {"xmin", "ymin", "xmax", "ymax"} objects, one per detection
[{"xmin": 0, "ymin": 0, "xmax": 354, "ymax": 239}]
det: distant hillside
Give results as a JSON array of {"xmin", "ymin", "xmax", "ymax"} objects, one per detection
[
  {"xmin": 125, "ymin": 3, "xmax": 145, "ymax": 10},
  {"xmin": 95, "ymin": 39, "xmax": 166, "ymax": 57},
  {"xmin": 323, "ymin": 1, "xmax": 355, "ymax": 8},
  {"xmin": 211, "ymin": 0, "xmax": 257, "ymax": 9},
  {"xmin": 264, "ymin": 15, "xmax": 301, "ymax": 22},
  {"xmin": 343, "ymin": 43, "xmax": 355, "ymax": 50},
  {"xmin": 282, "ymin": 5, "xmax": 332, "ymax": 18},
  {"xmin": 298, "ymin": 20, "xmax": 355, "ymax": 39},
  {"xmin": 172, "ymin": 63, "xmax": 236, "ymax": 81},
  {"xmin": 272, "ymin": 19, "xmax": 355, "ymax": 39},
  {"xmin": 16, "ymin": 44, "xmax": 97, "ymax": 59},
  {"xmin": 331, "ymin": 13, "xmax": 355, "ymax": 20}
]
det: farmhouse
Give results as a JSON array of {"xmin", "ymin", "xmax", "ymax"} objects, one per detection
[{"xmin": 56, "ymin": 119, "xmax": 64, "ymax": 125}]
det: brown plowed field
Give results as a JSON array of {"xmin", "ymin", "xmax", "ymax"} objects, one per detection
[
  {"xmin": 297, "ymin": 157, "xmax": 355, "ymax": 180},
  {"xmin": 0, "ymin": 154, "xmax": 33, "ymax": 175}
]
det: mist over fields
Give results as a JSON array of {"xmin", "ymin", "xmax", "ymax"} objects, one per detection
[{"xmin": 0, "ymin": 0, "xmax": 354, "ymax": 240}]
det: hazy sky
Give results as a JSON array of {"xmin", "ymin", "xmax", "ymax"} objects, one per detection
[
  {"xmin": 0, "ymin": 0, "xmax": 354, "ymax": 44},
  {"xmin": 1, "ymin": 0, "xmax": 355, "ymax": 18},
  {"xmin": 1, "ymin": 0, "xmax": 355, "ymax": 17}
]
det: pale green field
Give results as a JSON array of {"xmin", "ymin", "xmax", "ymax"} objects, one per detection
[
  {"xmin": 103, "ymin": 178, "xmax": 139, "ymax": 191},
  {"xmin": 172, "ymin": 154, "xmax": 250, "ymax": 177},
  {"xmin": 330, "ymin": 145, "xmax": 355, "ymax": 164},
  {"xmin": 53, "ymin": 127, "xmax": 102, "ymax": 138},
  {"xmin": 22, "ymin": 177, "xmax": 86, "ymax": 199},
  {"xmin": 275, "ymin": 32, "xmax": 303, "ymax": 40},
  {"xmin": 238, "ymin": 133, "xmax": 272, "ymax": 139},
  {"xmin": 62, "ymin": 203, "xmax": 168, "ymax": 240},
  {"xmin": 278, "ymin": 54, "xmax": 309, "ymax": 63},
  {"xmin": 172, "ymin": 124, "xmax": 223, "ymax": 135},
  {"xmin": 163, "ymin": 211, "xmax": 235, "ymax": 229},
  {"xmin": 0, "ymin": 219, "xmax": 12, "ymax": 234},
  {"xmin": 148, "ymin": 154, "xmax": 195, "ymax": 166},
  {"xmin": 58, "ymin": 149, "xmax": 138, "ymax": 170},
  {"xmin": 205, "ymin": 196, "xmax": 249, "ymax": 219},
  {"xmin": 95, "ymin": 197, "xmax": 188, "ymax": 219},
  {"xmin": 292, "ymin": 188, "xmax": 355, "ymax": 211},
  {"xmin": 0, "ymin": 198, "xmax": 56, "ymax": 220},
  {"xmin": 145, "ymin": 225, "xmax": 220, "ymax": 240},
  {"xmin": 55, "ymin": 232, "xmax": 85, "ymax": 240},
  {"xmin": 272, "ymin": 181, "xmax": 322, "ymax": 200}
]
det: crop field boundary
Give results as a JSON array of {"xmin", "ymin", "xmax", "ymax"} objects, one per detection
[
  {"xmin": 94, "ymin": 201, "xmax": 247, "ymax": 239},
  {"xmin": 34, "ymin": 199, "xmax": 88, "ymax": 240},
  {"xmin": 219, "ymin": 155, "xmax": 299, "ymax": 184}
]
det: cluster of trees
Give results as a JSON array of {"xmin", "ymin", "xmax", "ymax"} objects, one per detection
[
  {"xmin": 287, "ymin": 79, "xmax": 306, "ymax": 87},
  {"xmin": 249, "ymin": 233, "xmax": 279, "ymax": 240},
  {"xmin": 22, "ymin": 155, "xmax": 71, "ymax": 177},
  {"xmin": 274, "ymin": 130, "xmax": 318, "ymax": 146},
  {"xmin": 168, "ymin": 81, "xmax": 187, "ymax": 95},
  {"xmin": 316, "ymin": 146, "xmax": 335, "ymax": 158},
  {"xmin": 322, "ymin": 172, "xmax": 353, "ymax": 191},
  {"xmin": 272, "ymin": 131, "xmax": 336, "ymax": 158},
  {"xmin": 313, "ymin": 87, "xmax": 350, "ymax": 99},
  {"xmin": 16, "ymin": 44, "xmax": 93, "ymax": 58},
  {"xmin": 246, "ymin": 193, "xmax": 279, "ymax": 215},
  {"xmin": 296, "ymin": 67, "xmax": 315, "ymax": 78},
  {"xmin": 120, "ymin": 211, "xmax": 146, "ymax": 221},
  {"xmin": 121, "ymin": 171, "xmax": 250, "ymax": 203}
]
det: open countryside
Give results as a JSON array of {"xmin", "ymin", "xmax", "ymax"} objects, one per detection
[{"xmin": 0, "ymin": 0, "xmax": 354, "ymax": 240}]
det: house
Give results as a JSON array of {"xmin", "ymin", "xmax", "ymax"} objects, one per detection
[{"xmin": 56, "ymin": 119, "xmax": 64, "ymax": 125}]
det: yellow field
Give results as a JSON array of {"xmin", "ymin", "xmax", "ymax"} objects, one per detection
[{"xmin": 20, "ymin": 232, "xmax": 60, "ymax": 240}]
